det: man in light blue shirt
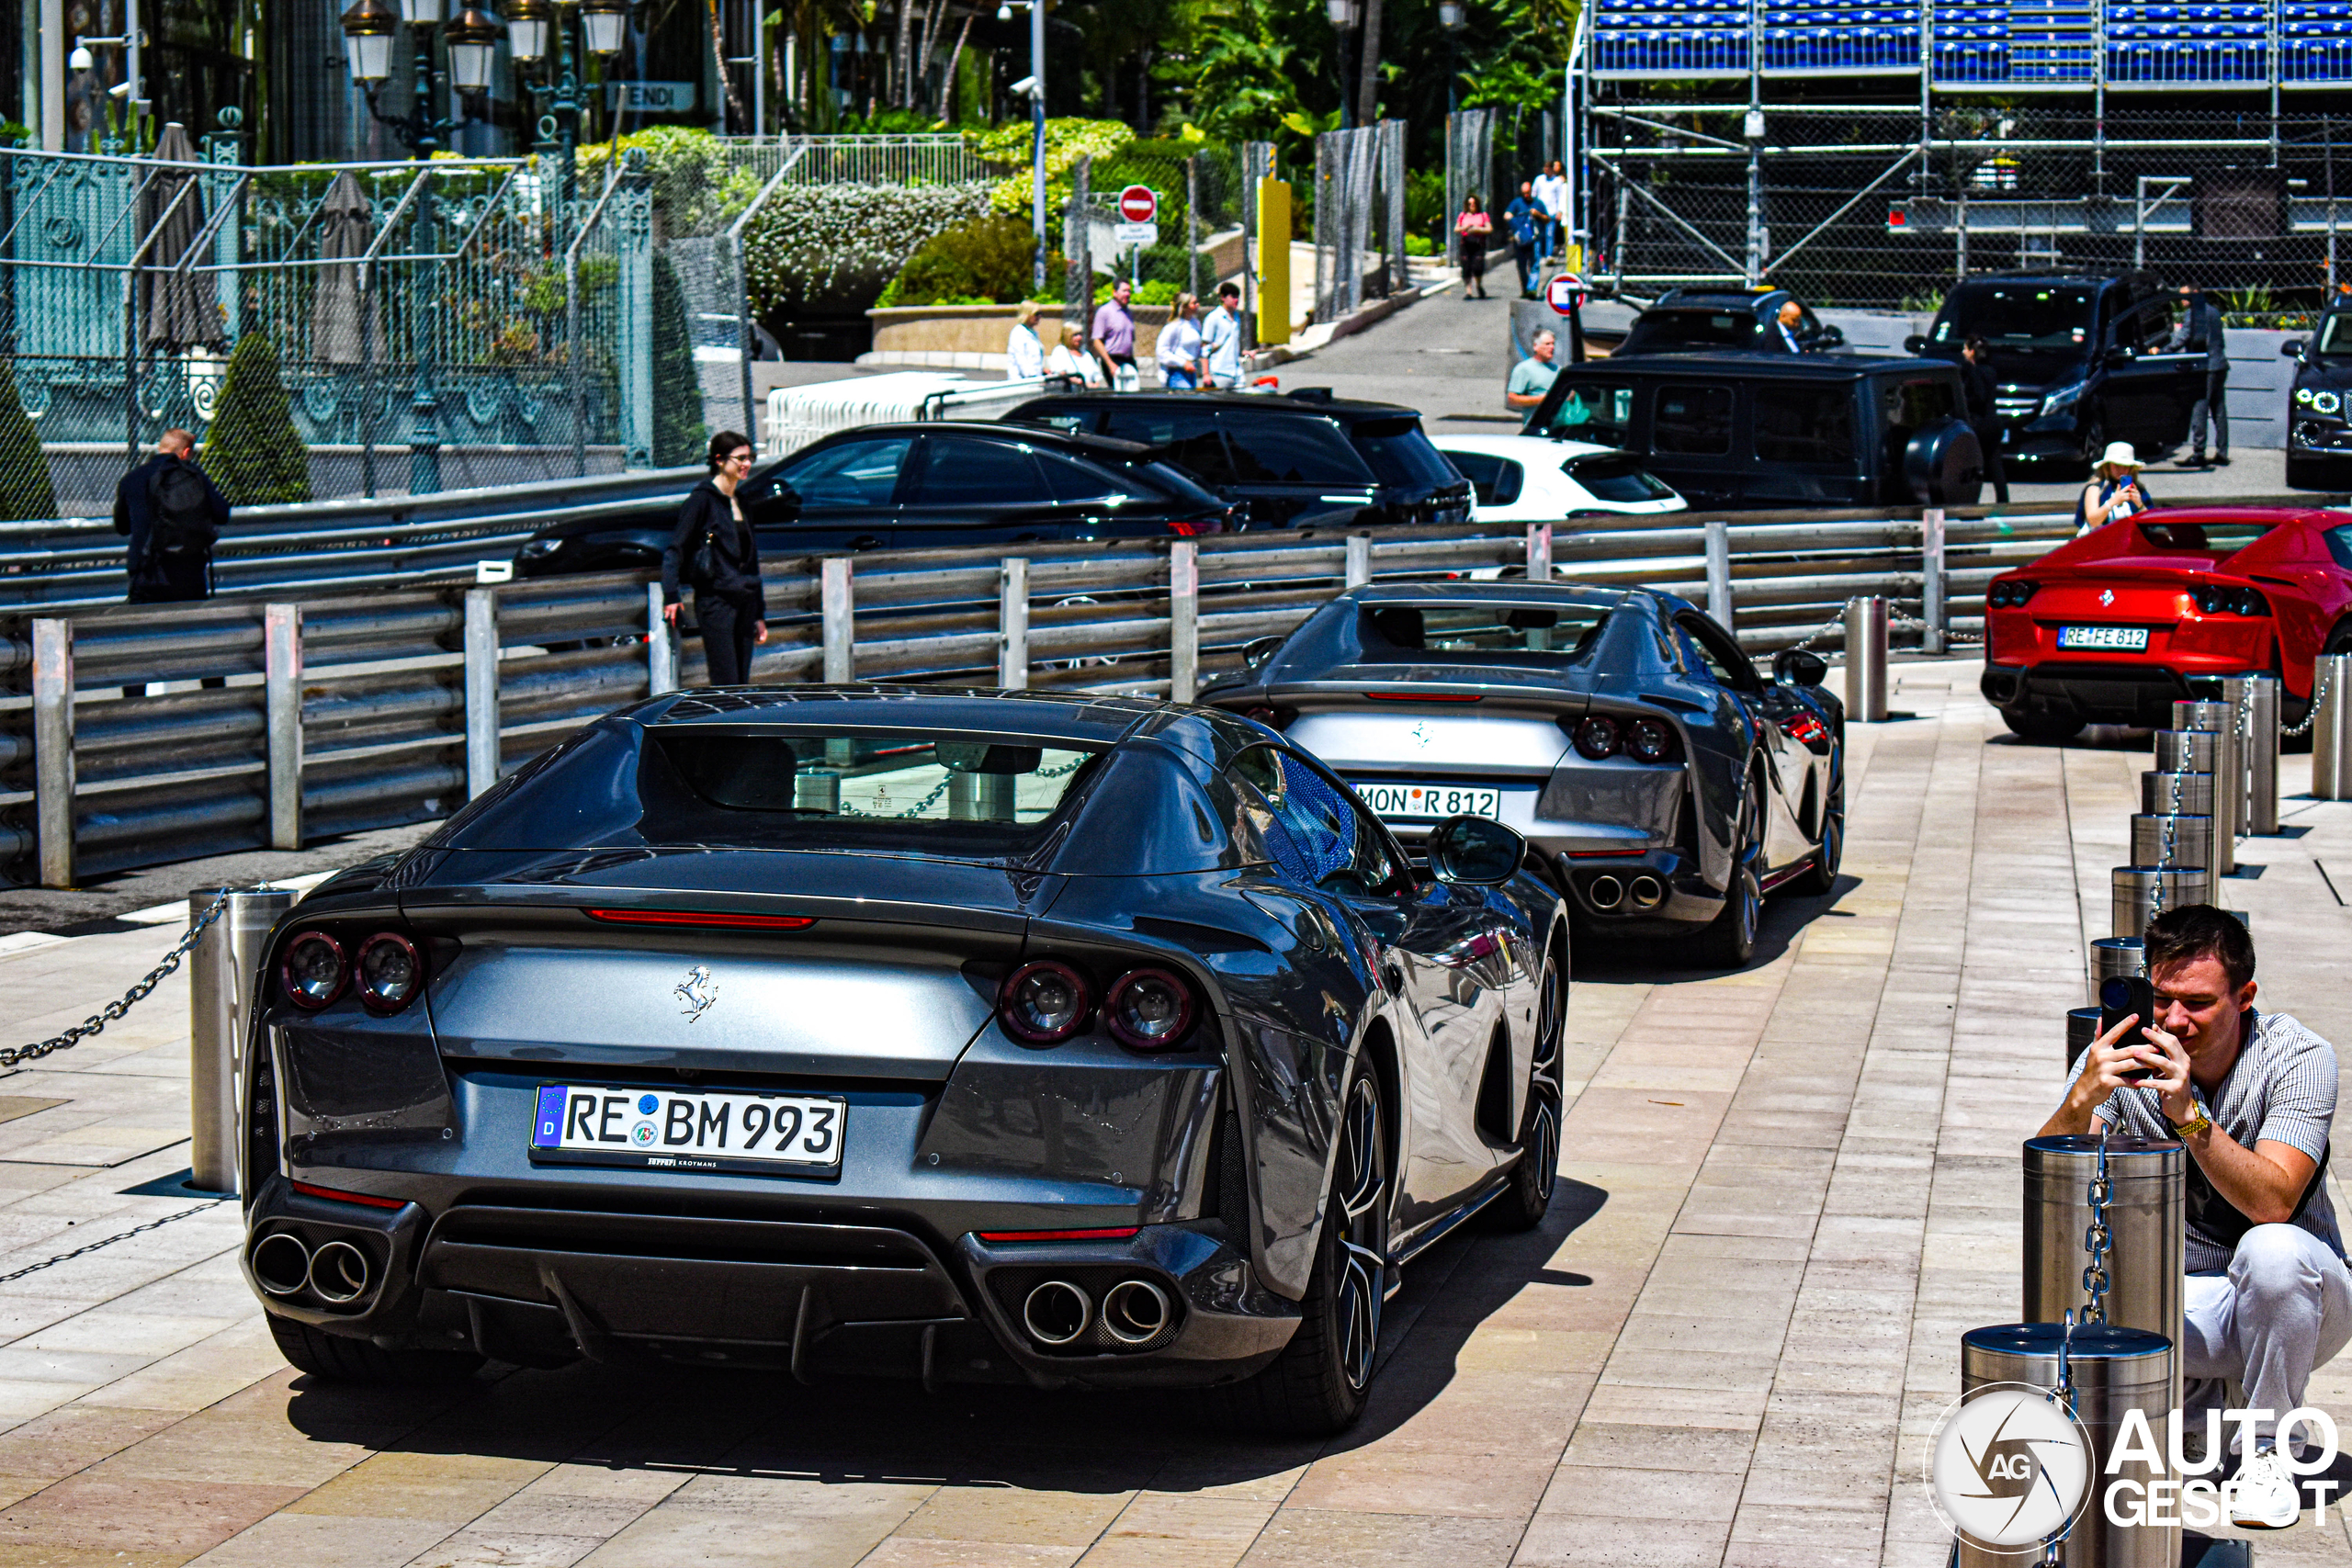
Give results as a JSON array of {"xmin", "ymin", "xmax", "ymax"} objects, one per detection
[
  {"xmin": 1203, "ymin": 282, "xmax": 1244, "ymax": 389},
  {"xmin": 1506, "ymin": 328, "xmax": 1559, "ymax": 411}
]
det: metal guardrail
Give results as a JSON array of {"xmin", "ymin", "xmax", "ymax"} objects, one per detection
[
  {"xmin": 0, "ymin": 505, "xmax": 2083, "ymax": 886},
  {"xmin": 0, "ymin": 465, "xmax": 704, "ymax": 611}
]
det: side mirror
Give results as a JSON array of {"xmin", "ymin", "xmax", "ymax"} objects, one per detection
[
  {"xmin": 1429, "ymin": 815, "xmax": 1527, "ymax": 886},
  {"xmin": 2104, "ymin": 346, "xmax": 2133, "ymax": 367},
  {"xmin": 2283, "ymin": 340, "xmax": 2308, "ymax": 359},
  {"xmin": 1773, "ymin": 648, "xmax": 1828, "ymax": 687},
  {"xmin": 1815, "ymin": 324, "xmax": 1846, "ymax": 349},
  {"xmin": 1241, "ymin": 635, "xmax": 1284, "ymax": 672},
  {"xmin": 1903, "ymin": 333, "xmax": 1928, "ymax": 354}
]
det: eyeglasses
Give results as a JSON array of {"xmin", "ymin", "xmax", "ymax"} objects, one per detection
[{"xmin": 725, "ymin": 451, "xmax": 753, "ymax": 465}]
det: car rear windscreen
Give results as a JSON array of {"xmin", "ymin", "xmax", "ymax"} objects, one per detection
[
  {"xmin": 2134, "ymin": 520, "xmax": 2278, "ymax": 556},
  {"xmin": 440, "ymin": 724, "xmax": 1104, "ymax": 856},
  {"xmin": 1630, "ymin": 310, "xmax": 1756, "ymax": 350},
  {"xmin": 1355, "ymin": 603, "xmax": 1611, "ymax": 668},
  {"xmin": 1565, "ymin": 455, "xmax": 1676, "ymax": 502},
  {"xmin": 1351, "ymin": 417, "xmax": 1462, "ymax": 490}
]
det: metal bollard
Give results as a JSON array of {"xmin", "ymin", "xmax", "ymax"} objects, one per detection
[
  {"xmin": 1844, "ymin": 595, "xmax": 1889, "ymax": 722},
  {"xmin": 2089, "ymin": 935, "xmax": 2144, "ymax": 995},
  {"xmin": 2111, "ymin": 866, "xmax": 2211, "ymax": 940},
  {"xmin": 1921, "ymin": 506, "xmax": 1947, "ymax": 656},
  {"xmin": 2067, "ymin": 1006, "xmax": 2102, "ymax": 1069},
  {"xmin": 2138, "ymin": 769, "xmax": 2211, "ymax": 818},
  {"xmin": 2222, "ymin": 673, "xmax": 2279, "ymax": 836},
  {"xmin": 1704, "ymin": 521, "xmax": 1732, "ymax": 631},
  {"xmin": 820, "ymin": 558, "xmax": 854, "ymax": 683},
  {"xmin": 2024, "ymin": 1135, "xmax": 2185, "ymax": 1350},
  {"xmin": 2169, "ymin": 701, "xmax": 2236, "ymax": 876},
  {"xmin": 2151, "ymin": 729, "xmax": 2216, "ymax": 775},
  {"xmin": 2127, "ymin": 814, "xmax": 2211, "ymax": 871},
  {"xmin": 1956, "ymin": 1323, "xmax": 2177, "ymax": 1568},
  {"xmin": 2316, "ymin": 652, "xmax": 2352, "ymax": 800},
  {"xmin": 188, "ymin": 887, "xmax": 297, "ymax": 1194}
]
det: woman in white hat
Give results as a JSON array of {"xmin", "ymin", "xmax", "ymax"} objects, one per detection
[{"xmin": 2076, "ymin": 441, "xmax": 2153, "ymax": 535}]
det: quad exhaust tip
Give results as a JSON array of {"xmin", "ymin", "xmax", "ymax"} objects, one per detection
[
  {"xmin": 1627, "ymin": 875, "xmax": 1665, "ymax": 911},
  {"xmin": 1587, "ymin": 874, "xmax": 1624, "ymax": 910},
  {"xmin": 251, "ymin": 1232, "xmax": 311, "ymax": 1297},
  {"xmin": 1022, "ymin": 1280, "xmax": 1091, "ymax": 1346},
  {"xmin": 308, "ymin": 1239, "xmax": 372, "ymax": 1304},
  {"xmin": 1101, "ymin": 1280, "xmax": 1172, "ymax": 1346}
]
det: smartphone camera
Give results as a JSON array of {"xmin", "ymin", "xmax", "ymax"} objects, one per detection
[{"xmin": 2099, "ymin": 974, "xmax": 2158, "ymax": 1082}]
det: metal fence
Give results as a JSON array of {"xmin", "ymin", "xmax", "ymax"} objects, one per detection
[
  {"xmin": 1588, "ymin": 104, "xmax": 2352, "ymax": 312},
  {"xmin": 1313, "ymin": 121, "xmax": 1409, "ymax": 324},
  {"xmin": 0, "ymin": 503, "xmax": 2082, "ymax": 886}
]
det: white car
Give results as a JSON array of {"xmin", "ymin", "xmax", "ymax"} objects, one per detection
[{"xmin": 1432, "ymin": 434, "xmax": 1686, "ymax": 525}]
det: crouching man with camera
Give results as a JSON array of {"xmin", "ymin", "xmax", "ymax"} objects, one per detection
[{"xmin": 2039, "ymin": 906, "xmax": 2347, "ymax": 1529}]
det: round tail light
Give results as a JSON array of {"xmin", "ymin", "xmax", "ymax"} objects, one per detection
[
  {"xmin": 1625, "ymin": 717, "xmax": 1676, "ymax": 763},
  {"xmin": 281, "ymin": 931, "xmax": 347, "ymax": 1010},
  {"xmin": 356, "ymin": 932, "xmax": 424, "ymax": 1013},
  {"xmin": 1105, "ymin": 968, "xmax": 1196, "ymax": 1051},
  {"xmin": 1574, "ymin": 716, "xmax": 1621, "ymax": 761},
  {"xmin": 1000, "ymin": 961, "xmax": 1091, "ymax": 1043}
]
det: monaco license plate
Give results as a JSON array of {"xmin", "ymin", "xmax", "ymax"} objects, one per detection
[
  {"xmin": 1355, "ymin": 781, "xmax": 1505, "ymax": 821},
  {"xmin": 2057, "ymin": 625, "xmax": 2150, "ymax": 652},
  {"xmin": 529, "ymin": 1086, "xmax": 844, "ymax": 1177}
]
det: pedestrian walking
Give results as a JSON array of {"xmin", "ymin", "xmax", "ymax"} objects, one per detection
[
  {"xmin": 1506, "ymin": 327, "xmax": 1560, "ymax": 412},
  {"xmin": 1532, "ymin": 160, "xmax": 1569, "ymax": 261},
  {"xmin": 1504, "ymin": 181, "xmax": 1544, "ymax": 297},
  {"xmin": 1960, "ymin": 335, "xmax": 2010, "ymax": 505},
  {"xmin": 1159, "ymin": 293, "xmax": 1204, "ymax": 389},
  {"xmin": 112, "ymin": 427, "xmax": 227, "ymax": 604},
  {"xmin": 1202, "ymin": 281, "xmax": 1244, "ymax": 389},
  {"xmin": 1006, "ymin": 300, "xmax": 1046, "ymax": 381},
  {"xmin": 1048, "ymin": 322, "xmax": 1106, "ymax": 387},
  {"xmin": 1454, "ymin": 196, "xmax": 1493, "ymax": 300},
  {"xmin": 1091, "ymin": 278, "xmax": 1140, "ymax": 391},
  {"xmin": 2076, "ymin": 441, "xmax": 2154, "ymax": 535},
  {"xmin": 2181, "ymin": 284, "xmax": 2230, "ymax": 467},
  {"xmin": 661, "ymin": 431, "xmax": 768, "ymax": 688}
]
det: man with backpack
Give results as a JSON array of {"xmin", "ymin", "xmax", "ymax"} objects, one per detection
[{"xmin": 113, "ymin": 429, "xmax": 229, "ymax": 603}]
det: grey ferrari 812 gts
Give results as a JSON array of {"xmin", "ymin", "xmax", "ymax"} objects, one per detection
[
  {"xmin": 1204, "ymin": 582, "xmax": 1846, "ymax": 966},
  {"xmin": 239, "ymin": 686, "xmax": 1568, "ymax": 1434}
]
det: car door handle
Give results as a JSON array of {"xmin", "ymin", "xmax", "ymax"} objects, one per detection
[{"xmin": 849, "ymin": 535, "xmax": 883, "ymax": 551}]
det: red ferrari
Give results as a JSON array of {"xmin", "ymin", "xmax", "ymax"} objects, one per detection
[{"xmin": 1981, "ymin": 506, "xmax": 2352, "ymax": 740}]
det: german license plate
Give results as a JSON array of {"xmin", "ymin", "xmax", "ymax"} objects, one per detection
[
  {"xmin": 2057, "ymin": 625, "xmax": 2150, "ymax": 651},
  {"xmin": 1355, "ymin": 781, "xmax": 1505, "ymax": 820},
  {"xmin": 529, "ymin": 1086, "xmax": 844, "ymax": 1177}
]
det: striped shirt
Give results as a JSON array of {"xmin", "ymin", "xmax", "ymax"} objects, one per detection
[{"xmin": 2063, "ymin": 1009, "xmax": 2343, "ymax": 1271}]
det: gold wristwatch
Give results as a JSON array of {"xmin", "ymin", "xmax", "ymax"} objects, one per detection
[{"xmin": 2169, "ymin": 1107, "xmax": 2212, "ymax": 1139}]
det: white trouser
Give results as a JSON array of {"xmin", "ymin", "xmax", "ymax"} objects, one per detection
[{"xmin": 2181, "ymin": 1223, "xmax": 2352, "ymax": 1450}]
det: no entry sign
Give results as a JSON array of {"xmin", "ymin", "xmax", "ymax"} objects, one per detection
[
  {"xmin": 1546, "ymin": 272, "xmax": 1589, "ymax": 314},
  {"xmin": 1118, "ymin": 185, "xmax": 1159, "ymax": 223}
]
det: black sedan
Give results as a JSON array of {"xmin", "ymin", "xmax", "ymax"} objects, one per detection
[
  {"xmin": 238, "ymin": 687, "xmax": 1567, "ymax": 1434},
  {"xmin": 1203, "ymin": 583, "xmax": 1845, "ymax": 965},
  {"xmin": 512, "ymin": 423, "xmax": 1233, "ymax": 577}
]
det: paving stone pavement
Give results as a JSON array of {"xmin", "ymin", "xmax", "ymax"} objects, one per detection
[{"xmin": 0, "ymin": 657, "xmax": 2349, "ymax": 1568}]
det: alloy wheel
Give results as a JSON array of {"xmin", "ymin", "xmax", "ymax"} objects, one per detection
[
  {"xmin": 1332, "ymin": 1073, "xmax": 1389, "ymax": 1393},
  {"xmin": 1524, "ymin": 958, "xmax": 1564, "ymax": 1207}
]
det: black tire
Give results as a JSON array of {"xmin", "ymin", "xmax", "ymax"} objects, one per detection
[
  {"xmin": 1792, "ymin": 771, "xmax": 1844, "ymax": 898},
  {"xmin": 1203, "ymin": 1070, "xmax": 1390, "ymax": 1436},
  {"xmin": 267, "ymin": 1314, "xmax": 484, "ymax": 1386},
  {"xmin": 1698, "ymin": 777, "xmax": 1761, "ymax": 968},
  {"xmin": 2002, "ymin": 706, "xmax": 2086, "ymax": 743},
  {"xmin": 2076, "ymin": 415, "xmax": 2109, "ymax": 481},
  {"xmin": 1483, "ymin": 941, "xmax": 1565, "ymax": 1232}
]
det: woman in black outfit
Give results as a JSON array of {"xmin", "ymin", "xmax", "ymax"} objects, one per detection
[{"xmin": 661, "ymin": 431, "xmax": 767, "ymax": 686}]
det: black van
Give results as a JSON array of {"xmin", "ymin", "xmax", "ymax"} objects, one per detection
[
  {"xmin": 1000, "ymin": 390, "xmax": 1472, "ymax": 530},
  {"xmin": 2280, "ymin": 303, "xmax": 2352, "ymax": 491},
  {"xmin": 1903, "ymin": 271, "xmax": 2209, "ymax": 475},
  {"xmin": 1521, "ymin": 354, "xmax": 1982, "ymax": 510}
]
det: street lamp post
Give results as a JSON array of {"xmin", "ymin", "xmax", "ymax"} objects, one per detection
[
  {"xmin": 1439, "ymin": 0, "xmax": 1466, "ymax": 115},
  {"xmin": 998, "ymin": 0, "xmax": 1049, "ymax": 305},
  {"xmin": 340, "ymin": 0, "xmax": 502, "ymax": 157},
  {"xmin": 1327, "ymin": 0, "xmax": 1360, "ymax": 130}
]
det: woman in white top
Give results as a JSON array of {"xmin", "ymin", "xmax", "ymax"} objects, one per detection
[
  {"xmin": 1005, "ymin": 301, "xmax": 1046, "ymax": 380},
  {"xmin": 2076, "ymin": 441, "xmax": 2152, "ymax": 535},
  {"xmin": 1158, "ymin": 293, "xmax": 1204, "ymax": 389},
  {"xmin": 1046, "ymin": 322, "xmax": 1106, "ymax": 388}
]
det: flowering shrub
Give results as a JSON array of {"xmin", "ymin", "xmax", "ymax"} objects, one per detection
[
  {"xmin": 743, "ymin": 183, "xmax": 994, "ymax": 310},
  {"xmin": 877, "ymin": 216, "xmax": 1057, "ymax": 308}
]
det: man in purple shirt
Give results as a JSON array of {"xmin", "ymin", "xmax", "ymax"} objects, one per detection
[{"xmin": 1090, "ymin": 279, "xmax": 1137, "ymax": 389}]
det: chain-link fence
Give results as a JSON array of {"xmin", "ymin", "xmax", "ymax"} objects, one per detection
[
  {"xmin": 1589, "ymin": 102, "xmax": 2352, "ymax": 315},
  {"xmin": 1313, "ymin": 121, "xmax": 1408, "ymax": 324}
]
